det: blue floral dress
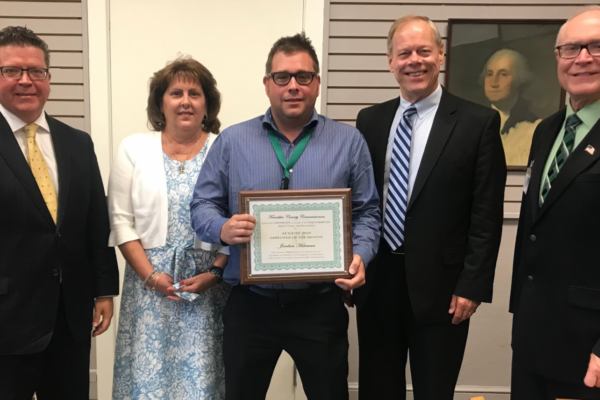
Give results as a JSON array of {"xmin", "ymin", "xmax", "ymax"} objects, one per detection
[{"xmin": 113, "ymin": 143, "xmax": 230, "ymax": 400}]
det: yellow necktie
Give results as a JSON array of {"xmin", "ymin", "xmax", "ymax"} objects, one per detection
[{"xmin": 24, "ymin": 124, "xmax": 57, "ymax": 223}]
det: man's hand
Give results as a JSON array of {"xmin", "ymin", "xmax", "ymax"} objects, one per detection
[
  {"xmin": 92, "ymin": 298, "xmax": 114, "ymax": 337},
  {"xmin": 220, "ymin": 214, "xmax": 256, "ymax": 245},
  {"xmin": 584, "ymin": 353, "xmax": 600, "ymax": 388},
  {"xmin": 448, "ymin": 294, "xmax": 480, "ymax": 325},
  {"xmin": 335, "ymin": 254, "xmax": 365, "ymax": 291}
]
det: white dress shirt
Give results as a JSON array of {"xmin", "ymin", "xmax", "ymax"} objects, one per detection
[
  {"xmin": 0, "ymin": 103, "xmax": 59, "ymax": 196},
  {"xmin": 382, "ymin": 84, "xmax": 442, "ymax": 217}
]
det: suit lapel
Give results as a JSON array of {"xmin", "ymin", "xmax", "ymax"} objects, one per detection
[
  {"xmin": 46, "ymin": 115, "xmax": 70, "ymax": 228},
  {"xmin": 0, "ymin": 113, "xmax": 55, "ymax": 226},
  {"xmin": 373, "ymin": 98, "xmax": 400, "ymax": 206},
  {"xmin": 536, "ymin": 115, "xmax": 600, "ymax": 221},
  {"xmin": 528, "ymin": 110, "xmax": 565, "ymax": 220},
  {"xmin": 408, "ymin": 91, "xmax": 457, "ymax": 209}
]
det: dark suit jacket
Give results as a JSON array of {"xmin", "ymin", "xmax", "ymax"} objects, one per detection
[
  {"xmin": 354, "ymin": 90, "xmax": 506, "ymax": 323},
  {"xmin": 510, "ymin": 108, "xmax": 600, "ymax": 384},
  {"xmin": 0, "ymin": 112, "xmax": 119, "ymax": 355}
]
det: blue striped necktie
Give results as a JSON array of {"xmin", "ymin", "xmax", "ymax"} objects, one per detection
[
  {"xmin": 384, "ymin": 104, "xmax": 417, "ymax": 251},
  {"xmin": 539, "ymin": 113, "xmax": 582, "ymax": 206}
]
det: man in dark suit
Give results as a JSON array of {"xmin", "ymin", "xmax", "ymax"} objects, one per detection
[
  {"xmin": 0, "ymin": 26, "xmax": 119, "ymax": 399},
  {"xmin": 353, "ymin": 15, "xmax": 506, "ymax": 400},
  {"xmin": 510, "ymin": 8, "xmax": 600, "ymax": 400}
]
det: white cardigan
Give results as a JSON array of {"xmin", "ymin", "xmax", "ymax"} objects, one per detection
[{"xmin": 108, "ymin": 131, "xmax": 225, "ymax": 252}]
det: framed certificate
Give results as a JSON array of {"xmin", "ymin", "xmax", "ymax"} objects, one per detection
[{"xmin": 238, "ymin": 189, "xmax": 353, "ymax": 284}]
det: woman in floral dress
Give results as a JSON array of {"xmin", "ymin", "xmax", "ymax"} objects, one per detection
[{"xmin": 108, "ymin": 57, "xmax": 229, "ymax": 400}]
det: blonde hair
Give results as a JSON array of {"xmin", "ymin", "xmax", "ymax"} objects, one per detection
[{"xmin": 387, "ymin": 15, "xmax": 442, "ymax": 54}]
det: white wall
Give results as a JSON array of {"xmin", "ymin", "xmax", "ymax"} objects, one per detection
[{"xmin": 87, "ymin": 1, "xmax": 326, "ymax": 398}]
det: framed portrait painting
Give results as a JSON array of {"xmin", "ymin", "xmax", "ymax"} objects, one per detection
[{"xmin": 446, "ymin": 20, "xmax": 566, "ymax": 170}]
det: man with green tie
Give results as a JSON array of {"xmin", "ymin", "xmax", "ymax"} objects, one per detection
[{"xmin": 510, "ymin": 7, "xmax": 600, "ymax": 399}]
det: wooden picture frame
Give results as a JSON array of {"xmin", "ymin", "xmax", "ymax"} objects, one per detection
[
  {"xmin": 238, "ymin": 189, "xmax": 353, "ymax": 285},
  {"xmin": 446, "ymin": 19, "xmax": 566, "ymax": 170}
]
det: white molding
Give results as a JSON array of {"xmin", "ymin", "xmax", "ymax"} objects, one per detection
[
  {"xmin": 304, "ymin": 0, "xmax": 327, "ymax": 113},
  {"xmin": 85, "ymin": 1, "xmax": 116, "ymax": 399}
]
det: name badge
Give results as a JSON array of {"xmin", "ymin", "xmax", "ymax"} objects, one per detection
[{"xmin": 523, "ymin": 159, "xmax": 534, "ymax": 195}]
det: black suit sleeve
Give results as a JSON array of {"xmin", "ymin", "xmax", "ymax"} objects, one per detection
[
  {"xmin": 85, "ymin": 137, "xmax": 119, "ymax": 298},
  {"xmin": 454, "ymin": 111, "xmax": 506, "ymax": 303}
]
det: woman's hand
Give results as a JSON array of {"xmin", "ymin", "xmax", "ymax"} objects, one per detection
[
  {"xmin": 151, "ymin": 273, "xmax": 184, "ymax": 300},
  {"xmin": 167, "ymin": 273, "xmax": 220, "ymax": 300}
]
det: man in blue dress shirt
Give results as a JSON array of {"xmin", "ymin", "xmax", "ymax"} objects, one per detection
[{"xmin": 191, "ymin": 33, "xmax": 380, "ymax": 400}]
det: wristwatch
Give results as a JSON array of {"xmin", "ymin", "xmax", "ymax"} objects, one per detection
[{"xmin": 208, "ymin": 265, "xmax": 224, "ymax": 282}]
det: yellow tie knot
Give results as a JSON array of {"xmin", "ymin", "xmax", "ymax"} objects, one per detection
[{"xmin": 24, "ymin": 124, "xmax": 38, "ymax": 139}]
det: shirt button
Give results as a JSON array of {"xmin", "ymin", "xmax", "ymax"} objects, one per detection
[
  {"xmin": 529, "ymin": 234, "xmax": 536, "ymax": 242},
  {"xmin": 52, "ymin": 269, "xmax": 59, "ymax": 276},
  {"xmin": 527, "ymin": 275, "xmax": 534, "ymax": 282},
  {"xmin": 289, "ymin": 169, "xmax": 293, "ymax": 173}
]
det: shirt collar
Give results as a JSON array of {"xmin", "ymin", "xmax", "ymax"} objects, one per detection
[
  {"xmin": 262, "ymin": 107, "xmax": 319, "ymax": 140},
  {"xmin": 399, "ymin": 84, "xmax": 442, "ymax": 120},
  {"xmin": 568, "ymin": 98, "xmax": 600, "ymax": 131},
  {"xmin": 0, "ymin": 103, "xmax": 50, "ymax": 134}
]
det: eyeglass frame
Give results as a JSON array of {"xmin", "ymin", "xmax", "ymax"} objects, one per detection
[
  {"xmin": 268, "ymin": 71, "xmax": 317, "ymax": 86},
  {"xmin": 555, "ymin": 42, "xmax": 600, "ymax": 59},
  {"xmin": 0, "ymin": 66, "xmax": 49, "ymax": 81}
]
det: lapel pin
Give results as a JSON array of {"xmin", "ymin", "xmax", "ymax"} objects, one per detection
[{"xmin": 585, "ymin": 145, "xmax": 595, "ymax": 155}]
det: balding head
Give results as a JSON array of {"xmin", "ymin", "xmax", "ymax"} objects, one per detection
[
  {"xmin": 555, "ymin": 7, "xmax": 600, "ymax": 111},
  {"xmin": 557, "ymin": 6, "xmax": 600, "ymax": 46}
]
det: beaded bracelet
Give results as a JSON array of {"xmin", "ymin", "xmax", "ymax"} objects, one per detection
[{"xmin": 143, "ymin": 270, "xmax": 158, "ymax": 290}]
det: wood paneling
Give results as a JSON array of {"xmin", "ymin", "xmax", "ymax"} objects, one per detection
[
  {"xmin": 329, "ymin": 54, "xmax": 389, "ymax": 71},
  {"xmin": 55, "ymin": 116, "xmax": 84, "ymax": 130},
  {"xmin": 45, "ymin": 100, "xmax": 84, "ymax": 116},
  {"xmin": 330, "ymin": 4, "xmax": 582, "ymax": 20},
  {"xmin": 330, "ymin": 21, "xmax": 448, "ymax": 37},
  {"xmin": 41, "ymin": 35, "xmax": 83, "ymax": 51},
  {"xmin": 0, "ymin": 18, "xmax": 82, "ymax": 34},
  {"xmin": 0, "ymin": 1, "xmax": 81, "ymax": 18},
  {"xmin": 50, "ymin": 68, "xmax": 84, "ymax": 84},
  {"xmin": 49, "ymin": 84, "xmax": 84, "ymax": 100},
  {"xmin": 50, "ymin": 52, "xmax": 83, "ymax": 68}
]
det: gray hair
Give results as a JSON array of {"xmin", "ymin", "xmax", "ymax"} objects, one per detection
[
  {"xmin": 386, "ymin": 15, "xmax": 443, "ymax": 55},
  {"xmin": 478, "ymin": 49, "xmax": 533, "ymax": 89},
  {"xmin": 557, "ymin": 6, "xmax": 600, "ymax": 46}
]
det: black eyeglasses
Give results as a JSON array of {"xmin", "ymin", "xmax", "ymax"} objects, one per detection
[
  {"xmin": 269, "ymin": 71, "xmax": 317, "ymax": 86},
  {"xmin": 0, "ymin": 66, "xmax": 48, "ymax": 81},
  {"xmin": 555, "ymin": 42, "xmax": 600, "ymax": 59}
]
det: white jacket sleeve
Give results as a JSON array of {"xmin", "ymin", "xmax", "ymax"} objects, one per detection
[{"xmin": 108, "ymin": 138, "xmax": 141, "ymax": 246}]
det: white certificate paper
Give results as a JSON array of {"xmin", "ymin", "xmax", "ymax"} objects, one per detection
[{"xmin": 248, "ymin": 198, "xmax": 346, "ymax": 276}]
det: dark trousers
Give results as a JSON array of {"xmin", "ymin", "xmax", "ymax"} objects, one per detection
[
  {"xmin": 356, "ymin": 252, "xmax": 469, "ymax": 400},
  {"xmin": 223, "ymin": 284, "xmax": 349, "ymax": 400},
  {"xmin": 0, "ymin": 290, "xmax": 91, "ymax": 400},
  {"xmin": 511, "ymin": 350, "xmax": 600, "ymax": 400}
]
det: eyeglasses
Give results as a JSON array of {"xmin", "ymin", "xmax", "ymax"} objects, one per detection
[
  {"xmin": 269, "ymin": 71, "xmax": 317, "ymax": 86},
  {"xmin": 0, "ymin": 66, "xmax": 48, "ymax": 81},
  {"xmin": 555, "ymin": 42, "xmax": 600, "ymax": 59}
]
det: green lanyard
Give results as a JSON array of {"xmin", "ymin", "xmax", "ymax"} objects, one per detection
[{"xmin": 267, "ymin": 128, "xmax": 313, "ymax": 190}]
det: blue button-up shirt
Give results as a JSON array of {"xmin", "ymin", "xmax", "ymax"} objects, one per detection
[{"xmin": 191, "ymin": 108, "xmax": 381, "ymax": 287}]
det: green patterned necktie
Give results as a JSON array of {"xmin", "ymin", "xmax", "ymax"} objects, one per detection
[{"xmin": 540, "ymin": 113, "xmax": 582, "ymax": 205}]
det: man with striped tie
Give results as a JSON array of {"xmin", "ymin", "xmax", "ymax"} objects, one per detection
[
  {"xmin": 353, "ymin": 15, "xmax": 506, "ymax": 400},
  {"xmin": 0, "ymin": 27, "xmax": 119, "ymax": 399},
  {"xmin": 510, "ymin": 8, "xmax": 600, "ymax": 399}
]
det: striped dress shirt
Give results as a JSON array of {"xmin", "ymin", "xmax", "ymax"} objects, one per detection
[{"xmin": 191, "ymin": 108, "xmax": 381, "ymax": 288}]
